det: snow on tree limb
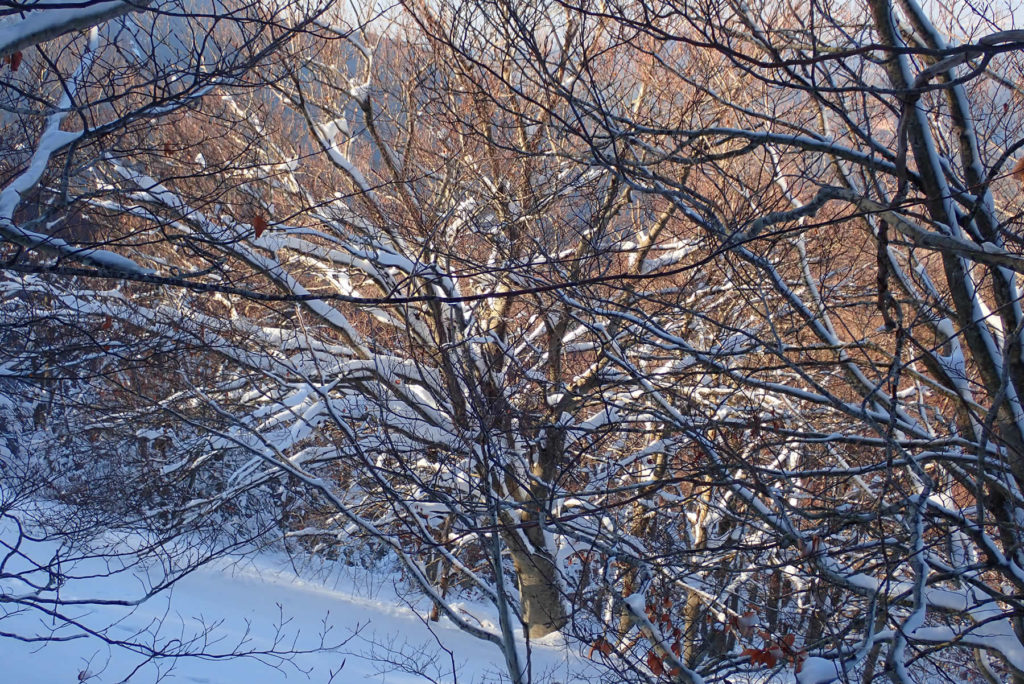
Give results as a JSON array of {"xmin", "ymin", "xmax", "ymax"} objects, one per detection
[{"xmin": 0, "ymin": 0, "xmax": 152, "ymax": 60}]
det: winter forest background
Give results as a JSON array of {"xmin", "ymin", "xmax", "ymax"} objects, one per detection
[{"xmin": 3, "ymin": 0, "xmax": 1024, "ymax": 682}]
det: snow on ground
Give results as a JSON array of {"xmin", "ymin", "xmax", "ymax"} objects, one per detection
[{"xmin": 1, "ymin": 548, "xmax": 590, "ymax": 684}]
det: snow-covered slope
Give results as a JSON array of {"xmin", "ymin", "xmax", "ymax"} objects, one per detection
[{"xmin": 0, "ymin": 550, "xmax": 589, "ymax": 683}]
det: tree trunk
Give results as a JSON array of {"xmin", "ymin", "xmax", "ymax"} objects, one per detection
[{"xmin": 502, "ymin": 523, "xmax": 568, "ymax": 638}]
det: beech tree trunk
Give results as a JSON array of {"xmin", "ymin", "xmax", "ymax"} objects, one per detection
[{"xmin": 498, "ymin": 519, "xmax": 566, "ymax": 638}]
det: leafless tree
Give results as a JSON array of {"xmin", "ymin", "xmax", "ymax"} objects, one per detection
[
  {"xmin": 5, "ymin": 0, "xmax": 1024, "ymax": 683},
  {"xmin": 0, "ymin": 0, "xmax": 353, "ymax": 674},
  {"xmin": 405, "ymin": 0, "xmax": 1024, "ymax": 682}
]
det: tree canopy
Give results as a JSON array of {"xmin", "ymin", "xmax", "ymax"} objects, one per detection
[{"xmin": 3, "ymin": 1, "xmax": 1024, "ymax": 682}]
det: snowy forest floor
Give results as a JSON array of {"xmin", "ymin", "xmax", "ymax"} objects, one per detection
[{"xmin": 0, "ymin": 528, "xmax": 595, "ymax": 683}]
